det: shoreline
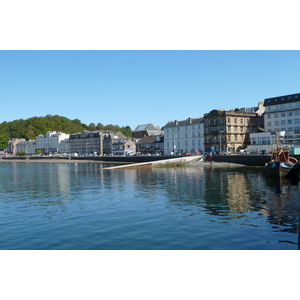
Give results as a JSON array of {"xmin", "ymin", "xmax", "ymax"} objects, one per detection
[
  {"xmin": 0, "ymin": 158, "xmax": 127, "ymax": 164},
  {"xmin": 0, "ymin": 157, "xmax": 250, "ymax": 168}
]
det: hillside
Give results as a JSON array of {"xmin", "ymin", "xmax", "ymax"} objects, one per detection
[{"xmin": 0, "ymin": 115, "xmax": 132, "ymax": 149}]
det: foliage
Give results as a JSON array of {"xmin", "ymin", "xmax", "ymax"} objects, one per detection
[
  {"xmin": 16, "ymin": 151, "xmax": 27, "ymax": 156},
  {"xmin": 0, "ymin": 115, "xmax": 132, "ymax": 149}
]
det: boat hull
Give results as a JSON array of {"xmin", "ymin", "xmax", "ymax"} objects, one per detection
[{"xmin": 265, "ymin": 161, "xmax": 294, "ymax": 178}]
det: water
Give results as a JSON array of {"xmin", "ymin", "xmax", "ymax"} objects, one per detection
[{"xmin": 0, "ymin": 161, "xmax": 299, "ymax": 250}]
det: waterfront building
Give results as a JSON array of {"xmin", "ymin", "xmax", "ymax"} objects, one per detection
[
  {"xmin": 36, "ymin": 131, "xmax": 70, "ymax": 154},
  {"xmin": 132, "ymin": 124, "xmax": 163, "ymax": 139},
  {"xmin": 7, "ymin": 138, "xmax": 26, "ymax": 155},
  {"xmin": 15, "ymin": 140, "xmax": 36, "ymax": 156},
  {"xmin": 58, "ymin": 139, "xmax": 70, "ymax": 154},
  {"xmin": 69, "ymin": 130, "xmax": 110, "ymax": 155},
  {"xmin": 263, "ymin": 92, "xmax": 300, "ymax": 145},
  {"xmin": 136, "ymin": 134, "xmax": 164, "ymax": 155},
  {"xmin": 102, "ymin": 131, "xmax": 136, "ymax": 156},
  {"xmin": 204, "ymin": 106, "xmax": 261, "ymax": 154},
  {"xmin": 164, "ymin": 117, "xmax": 204, "ymax": 155}
]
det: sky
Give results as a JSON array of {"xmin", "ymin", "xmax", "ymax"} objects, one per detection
[
  {"xmin": 2, "ymin": 1, "xmax": 300, "ymax": 298},
  {"xmin": 1, "ymin": 50, "xmax": 300, "ymax": 130}
]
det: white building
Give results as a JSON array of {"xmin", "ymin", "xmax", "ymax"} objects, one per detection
[
  {"xmin": 36, "ymin": 131, "xmax": 70, "ymax": 154},
  {"xmin": 247, "ymin": 131, "xmax": 286, "ymax": 153},
  {"xmin": 264, "ymin": 93, "xmax": 300, "ymax": 145},
  {"xmin": 58, "ymin": 139, "xmax": 70, "ymax": 154},
  {"xmin": 164, "ymin": 117, "xmax": 204, "ymax": 155},
  {"xmin": 16, "ymin": 140, "xmax": 37, "ymax": 155},
  {"xmin": 246, "ymin": 93, "xmax": 300, "ymax": 152}
]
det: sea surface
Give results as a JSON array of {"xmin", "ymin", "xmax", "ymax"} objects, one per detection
[{"xmin": 0, "ymin": 161, "xmax": 299, "ymax": 250}]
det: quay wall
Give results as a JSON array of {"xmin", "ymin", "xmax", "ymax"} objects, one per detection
[
  {"xmin": 210, "ymin": 154, "xmax": 300, "ymax": 166},
  {"xmin": 2, "ymin": 154, "xmax": 300, "ymax": 166}
]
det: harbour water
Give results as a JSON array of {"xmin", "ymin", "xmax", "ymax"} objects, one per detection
[{"xmin": 0, "ymin": 161, "xmax": 299, "ymax": 250}]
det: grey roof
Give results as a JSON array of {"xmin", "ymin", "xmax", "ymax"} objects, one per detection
[
  {"xmin": 137, "ymin": 135, "xmax": 164, "ymax": 144},
  {"xmin": 164, "ymin": 117, "xmax": 204, "ymax": 127},
  {"xmin": 264, "ymin": 93, "xmax": 300, "ymax": 106},
  {"xmin": 133, "ymin": 124, "xmax": 161, "ymax": 132}
]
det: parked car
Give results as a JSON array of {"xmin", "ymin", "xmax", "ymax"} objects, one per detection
[{"xmin": 182, "ymin": 152, "xmax": 190, "ymax": 156}]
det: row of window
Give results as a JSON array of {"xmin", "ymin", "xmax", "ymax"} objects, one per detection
[
  {"xmin": 267, "ymin": 110, "xmax": 300, "ymax": 118},
  {"xmin": 205, "ymin": 118, "xmax": 251, "ymax": 126},
  {"xmin": 267, "ymin": 119, "xmax": 300, "ymax": 126},
  {"xmin": 206, "ymin": 135, "xmax": 242, "ymax": 143},
  {"xmin": 267, "ymin": 127, "xmax": 300, "ymax": 132},
  {"xmin": 267, "ymin": 102, "xmax": 300, "ymax": 110},
  {"xmin": 166, "ymin": 125, "xmax": 202, "ymax": 133},
  {"xmin": 167, "ymin": 139, "xmax": 202, "ymax": 148}
]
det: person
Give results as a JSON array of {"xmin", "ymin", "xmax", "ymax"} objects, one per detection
[{"xmin": 209, "ymin": 153, "xmax": 213, "ymax": 163}]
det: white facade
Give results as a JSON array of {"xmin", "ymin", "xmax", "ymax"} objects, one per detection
[
  {"xmin": 15, "ymin": 140, "xmax": 36, "ymax": 155},
  {"xmin": 247, "ymin": 131, "xmax": 286, "ymax": 152},
  {"xmin": 164, "ymin": 117, "xmax": 204, "ymax": 155},
  {"xmin": 36, "ymin": 131, "xmax": 70, "ymax": 154},
  {"xmin": 264, "ymin": 93, "xmax": 300, "ymax": 145},
  {"xmin": 58, "ymin": 139, "xmax": 70, "ymax": 154}
]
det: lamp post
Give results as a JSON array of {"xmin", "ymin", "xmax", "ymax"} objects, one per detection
[{"xmin": 219, "ymin": 131, "xmax": 223, "ymax": 154}]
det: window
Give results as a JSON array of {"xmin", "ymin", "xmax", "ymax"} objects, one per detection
[
  {"xmin": 281, "ymin": 112, "xmax": 286, "ymax": 117},
  {"xmin": 234, "ymin": 135, "xmax": 237, "ymax": 142},
  {"xmin": 240, "ymin": 119, "xmax": 243, "ymax": 124},
  {"xmin": 287, "ymin": 119, "xmax": 293, "ymax": 124},
  {"xmin": 281, "ymin": 120, "xmax": 286, "ymax": 125},
  {"xmin": 267, "ymin": 122, "xmax": 271, "ymax": 126},
  {"xmin": 274, "ymin": 113, "xmax": 279, "ymax": 118},
  {"xmin": 267, "ymin": 115, "xmax": 271, "ymax": 119},
  {"xmin": 295, "ymin": 119, "xmax": 300, "ymax": 124},
  {"xmin": 294, "ymin": 111, "xmax": 300, "ymax": 116},
  {"xmin": 287, "ymin": 111, "xmax": 293, "ymax": 116},
  {"xmin": 234, "ymin": 118, "xmax": 237, "ymax": 123},
  {"xmin": 227, "ymin": 118, "xmax": 230, "ymax": 124}
]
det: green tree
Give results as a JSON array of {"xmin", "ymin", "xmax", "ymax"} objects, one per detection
[{"xmin": 16, "ymin": 151, "xmax": 26, "ymax": 156}]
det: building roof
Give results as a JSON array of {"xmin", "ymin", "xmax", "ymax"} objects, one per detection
[
  {"xmin": 164, "ymin": 117, "xmax": 203, "ymax": 127},
  {"xmin": 133, "ymin": 124, "xmax": 161, "ymax": 132},
  {"xmin": 264, "ymin": 93, "xmax": 300, "ymax": 106},
  {"xmin": 137, "ymin": 135, "xmax": 164, "ymax": 144}
]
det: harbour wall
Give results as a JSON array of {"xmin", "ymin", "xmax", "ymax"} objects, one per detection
[
  {"xmin": 210, "ymin": 154, "xmax": 300, "ymax": 166},
  {"xmin": 2, "ymin": 154, "xmax": 300, "ymax": 166}
]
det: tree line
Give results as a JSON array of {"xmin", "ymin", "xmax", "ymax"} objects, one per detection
[{"xmin": 0, "ymin": 115, "xmax": 132, "ymax": 150}]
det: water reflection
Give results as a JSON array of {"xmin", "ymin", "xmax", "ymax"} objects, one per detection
[
  {"xmin": 125, "ymin": 164, "xmax": 300, "ymax": 245},
  {"xmin": 1, "ymin": 162, "xmax": 299, "ymax": 249}
]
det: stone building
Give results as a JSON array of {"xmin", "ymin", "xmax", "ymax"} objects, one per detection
[
  {"xmin": 136, "ymin": 134, "xmax": 164, "ymax": 155},
  {"xmin": 69, "ymin": 130, "xmax": 111, "ymax": 155},
  {"xmin": 203, "ymin": 108, "xmax": 259, "ymax": 154},
  {"xmin": 7, "ymin": 138, "xmax": 26, "ymax": 155},
  {"xmin": 102, "ymin": 131, "xmax": 136, "ymax": 156}
]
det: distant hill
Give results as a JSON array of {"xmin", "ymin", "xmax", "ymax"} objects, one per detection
[{"xmin": 0, "ymin": 115, "xmax": 132, "ymax": 149}]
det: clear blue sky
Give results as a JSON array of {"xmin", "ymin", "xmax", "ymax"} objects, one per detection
[{"xmin": 1, "ymin": 50, "xmax": 300, "ymax": 130}]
